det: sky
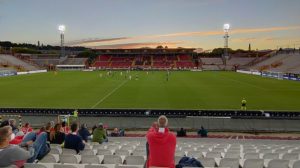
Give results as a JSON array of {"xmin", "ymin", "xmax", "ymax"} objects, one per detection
[{"xmin": 0, "ymin": 0, "xmax": 300, "ymax": 50}]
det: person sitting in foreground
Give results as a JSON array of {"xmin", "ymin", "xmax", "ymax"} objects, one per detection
[
  {"xmin": 78, "ymin": 123, "xmax": 91, "ymax": 142},
  {"xmin": 50, "ymin": 123, "xmax": 65, "ymax": 144},
  {"xmin": 145, "ymin": 122, "xmax": 159, "ymax": 167},
  {"xmin": 0, "ymin": 126, "xmax": 50, "ymax": 167},
  {"xmin": 21, "ymin": 123, "xmax": 33, "ymax": 135},
  {"xmin": 197, "ymin": 126, "xmax": 208, "ymax": 137},
  {"xmin": 9, "ymin": 119, "xmax": 19, "ymax": 134},
  {"xmin": 92, "ymin": 123, "xmax": 107, "ymax": 144},
  {"xmin": 64, "ymin": 122, "xmax": 85, "ymax": 153},
  {"xmin": 45, "ymin": 122, "xmax": 53, "ymax": 142},
  {"xmin": 0, "ymin": 120, "xmax": 24, "ymax": 145},
  {"xmin": 146, "ymin": 115, "xmax": 176, "ymax": 168},
  {"xmin": 61, "ymin": 121, "xmax": 70, "ymax": 134},
  {"xmin": 37, "ymin": 126, "xmax": 46, "ymax": 136},
  {"xmin": 177, "ymin": 128, "xmax": 187, "ymax": 137}
]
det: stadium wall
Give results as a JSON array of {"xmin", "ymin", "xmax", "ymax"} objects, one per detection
[
  {"xmin": 1, "ymin": 108, "xmax": 299, "ymax": 132},
  {"xmin": 7, "ymin": 115, "xmax": 300, "ymax": 132}
]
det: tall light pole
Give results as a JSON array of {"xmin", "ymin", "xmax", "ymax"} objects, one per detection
[
  {"xmin": 223, "ymin": 23, "xmax": 230, "ymax": 61},
  {"xmin": 58, "ymin": 25, "xmax": 66, "ymax": 58}
]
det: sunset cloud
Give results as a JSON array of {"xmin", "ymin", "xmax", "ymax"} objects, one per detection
[
  {"xmin": 90, "ymin": 41, "xmax": 183, "ymax": 49},
  {"xmin": 67, "ymin": 37, "xmax": 129, "ymax": 45},
  {"xmin": 69, "ymin": 25, "xmax": 300, "ymax": 48}
]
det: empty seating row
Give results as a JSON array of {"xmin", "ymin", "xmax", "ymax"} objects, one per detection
[
  {"xmin": 40, "ymin": 154, "xmax": 145, "ymax": 165},
  {"xmin": 28, "ymin": 156, "xmax": 300, "ymax": 168},
  {"xmin": 25, "ymin": 163, "xmax": 143, "ymax": 168}
]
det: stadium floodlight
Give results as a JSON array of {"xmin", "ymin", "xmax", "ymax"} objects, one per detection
[
  {"xmin": 223, "ymin": 23, "xmax": 230, "ymax": 63},
  {"xmin": 58, "ymin": 25, "xmax": 66, "ymax": 33},
  {"xmin": 223, "ymin": 23, "xmax": 230, "ymax": 32},
  {"xmin": 58, "ymin": 24, "xmax": 66, "ymax": 57}
]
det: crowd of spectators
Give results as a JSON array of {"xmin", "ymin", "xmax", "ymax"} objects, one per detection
[
  {"xmin": 0, "ymin": 116, "xmax": 208, "ymax": 168},
  {"xmin": 0, "ymin": 119, "xmax": 111, "ymax": 167}
]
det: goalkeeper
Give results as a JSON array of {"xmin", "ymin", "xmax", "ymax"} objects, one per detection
[{"xmin": 241, "ymin": 98, "xmax": 247, "ymax": 110}]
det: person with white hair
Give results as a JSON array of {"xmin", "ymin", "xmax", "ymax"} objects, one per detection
[
  {"xmin": 146, "ymin": 115, "xmax": 176, "ymax": 168},
  {"xmin": 0, "ymin": 126, "xmax": 49, "ymax": 167}
]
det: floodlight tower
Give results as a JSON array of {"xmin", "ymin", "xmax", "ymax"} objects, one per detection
[
  {"xmin": 223, "ymin": 24, "xmax": 230, "ymax": 61},
  {"xmin": 58, "ymin": 25, "xmax": 66, "ymax": 58}
]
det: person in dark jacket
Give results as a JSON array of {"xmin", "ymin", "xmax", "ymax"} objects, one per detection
[
  {"xmin": 197, "ymin": 126, "xmax": 208, "ymax": 137},
  {"xmin": 64, "ymin": 123, "xmax": 85, "ymax": 153},
  {"xmin": 177, "ymin": 128, "xmax": 187, "ymax": 137},
  {"xmin": 78, "ymin": 124, "xmax": 91, "ymax": 142},
  {"xmin": 45, "ymin": 122, "xmax": 53, "ymax": 142},
  {"xmin": 9, "ymin": 119, "xmax": 19, "ymax": 134},
  {"xmin": 50, "ymin": 123, "xmax": 65, "ymax": 144}
]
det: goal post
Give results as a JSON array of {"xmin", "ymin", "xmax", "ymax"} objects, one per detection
[{"xmin": 261, "ymin": 71, "xmax": 284, "ymax": 80}]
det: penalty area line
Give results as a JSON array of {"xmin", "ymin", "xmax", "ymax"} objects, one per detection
[{"xmin": 91, "ymin": 80, "xmax": 128, "ymax": 109}]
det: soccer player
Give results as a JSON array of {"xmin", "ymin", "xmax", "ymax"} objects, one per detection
[{"xmin": 241, "ymin": 98, "xmax": 247, "ymax": 110}]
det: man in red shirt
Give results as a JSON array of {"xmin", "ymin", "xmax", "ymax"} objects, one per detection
[{"xmin": 146, "ymin": 115, "xmax": 176, "ymax": 168}]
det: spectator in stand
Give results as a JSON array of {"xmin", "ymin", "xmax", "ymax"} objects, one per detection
[
  {"xmin": 9, "ymin": 119, "xmax": 19, "ymax": 134},
  {"xmin": 61, "ymin": 121, "xmax": 70, "ymax": 134},
  {"xmin": 64, "ymin": 122, "xmax": 85, "ymax": 153},
  {"xmin": 146, "ymin": 115, "xmax": 176, "ymax": 168},
  {"xmin": 50, "ymin": 123, "xmax": 65, "ymax": 144},
  {"xmin": 0, "ymin": 120, "xmax": 23, "ymax": 145},
  {"xmin": 119, "ymin": 128, "xmax": 125, "ymax": 136},
  {"xmin": 45, "ymin": 122, "xmax": 52, "ymax": 142},
  {"xmin": 145, "ymin": 122, "xmax": 158, "ymax": 167},
  {"xmin": 0, "ymin": 126, "xmax": 50, "ymax": 167},
  {"xmin": 177, "ymin": 128, "xmax": 187, "ymax": 137},
  {"xmin": 0, "ymin": 120, "xmax": 10, "ymax": 128},
  {"xmin": 37, "ymin": 126, "xmax": 46, "ymax": 136},
  {"xmin": 21, "ymin": 123, "xmax": 33, "ymax": 135},
  {"xmin": 92, "ymin": 124, "xmax": 97, "ymax": 133},
  {"xmin": 111, "ymin": 128, "xmax": 119, "ymax": 137},
  {"xmin": 78, "ymin": 124, "xmax": 91, "ymax": 143},
  {"xmin": 92, "ymin": 123, "xmax": 107, "ymax": 144},
  {"xmin": 197, "ymin": 126, "xmax": 208, "ymax": 137},
  {"xmin": 50, "ymin": 121, "xmax": 55, "ymax": 130}
]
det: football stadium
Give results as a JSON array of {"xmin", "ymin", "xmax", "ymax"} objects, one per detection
[{"xmin": 0, "ymin": 0, "xmax": 300, "ymax": 168}]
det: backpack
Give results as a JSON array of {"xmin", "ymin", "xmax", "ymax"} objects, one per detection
[{"xmin": 176, "ymin": 156, "xmax": 204, "ymax": 168}]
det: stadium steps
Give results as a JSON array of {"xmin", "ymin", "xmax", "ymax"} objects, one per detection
[
  {"xmin": 0, "ymin": 54, "xmax": 40, "ymax": 71},
  {"xmin": 24, "ymin": 137, "xmax": 300, "ymax": 168}
]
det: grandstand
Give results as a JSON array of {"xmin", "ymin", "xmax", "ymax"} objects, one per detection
[
  {"xmin": 11, "ymin": 54, "xmax": 88, "ymax": 70},
  {"xmin": 0, "ymin": 54, "xmax": 40, "ymax": 71},
  {"xmin": 24, "ymin": 137, "xmax": 300, "ymax": 168},
  {"xmin": 92, "ymin": 49, "xmax": 197, "ymax": 69},
  {"xmin": 90, "ymin": 49, "xmax": 279, "ymax": 72},
  {"xmin": 250, "ymin": 52, "xmax": 300, "ymax": 73}
]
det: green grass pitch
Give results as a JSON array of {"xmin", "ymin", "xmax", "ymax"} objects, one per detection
[{"xmin": 0, "ymin": 71, "xmax": 299, "ymax": 111}]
